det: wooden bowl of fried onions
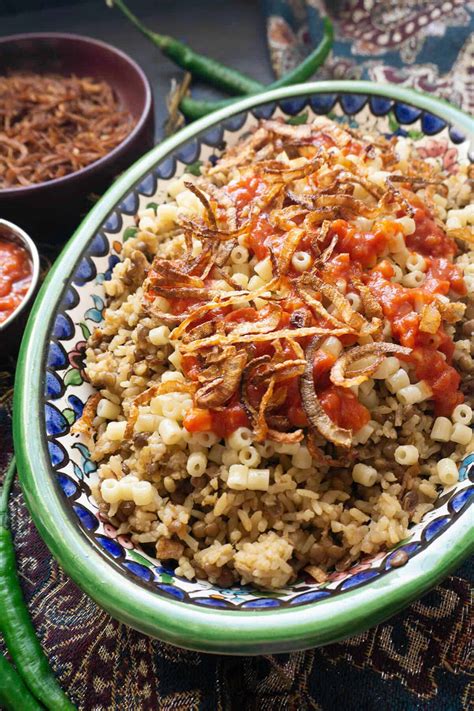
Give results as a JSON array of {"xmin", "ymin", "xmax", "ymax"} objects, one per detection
[{"xmin": 0, "ymin": 33, "xmax": 154, "ymax": 241}]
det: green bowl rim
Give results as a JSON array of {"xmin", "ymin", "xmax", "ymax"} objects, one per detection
[{"xmin": 13, "ymin": 81, "xmax": 474, "ymax": 654}]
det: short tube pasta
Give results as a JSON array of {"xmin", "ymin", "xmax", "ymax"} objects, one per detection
[
  {"xmin": 159, "ymin": 418, "xmax": 182, "ymax": 445},
  {"xmin": 238, "ymin": 446, "xmax": 261, "ymax": 467},
  {"xmin": 373, "ymin": 357, "xmax": 400, "ymax": 380},
  {"xmin": 394, "ymin": 445, "xmax": 419, "ymax": 466},
  {"xmin": 437, "ymin": 458, "xmax": 459, "ymax": 486},
  {"xmin": 386, "ymin": 369, "xmax": 410, "ymax": 394},
  {"xmin": 450, "ymin": 423, "xmax": 472, "ymax": 446},
  {"xmin": 105, "ymin": 421, "xmax": 127, "ymax": 441},
  {"xmin": 187, "ymin": 452, "xmax": 208, "ymax": 477},
  {"xmin": 101, "ymin": 478, "xmax": 121, "ymax": 503},
  {"xmin": 402, "ymin": 271, "xmax": 425, "ymax": 288},
  {"xmin": 396, "ymin": 381, "xmax": 432, "ymax": 406},
  {"xmin": 228, "ymin": 427, "xmax": 252, "ymax": 450},
  {"xmin": 431, "ymin": 417, "xmax": 453, "ymax": 442},
  {"xmin": 346, "ymin": 292, "xmax": 362, "ymax": 311},
  {"xmin": 452, "ymin": 404, "xmax": 473, "ymax": 425},
  {"xmin": 406, "ymin": 253, "xmax": 427, "ymax": 272},
  {"xmin": 132, "ymin": 481, "xmax": 154, "ymax": 505},
  {"xmin": 352, "ymin": 463, "xmax": 377, "ymax": 487},
  {"xmin": 291, "ymin": 251, "xmax": 312, "ymax": 272},
  {"xmin": 231, "ymin": 246, "xmax": 249, "ymax": 264}
]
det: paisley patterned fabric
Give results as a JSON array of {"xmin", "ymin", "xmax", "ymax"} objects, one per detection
[{"xmin": 263, "ymin": 0, "xmax": 474, "ymax": 113}]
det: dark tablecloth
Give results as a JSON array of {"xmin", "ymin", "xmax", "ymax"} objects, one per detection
[{"xmin": 1, "ymin": 1, "xmax": 472, "ymax": 709}]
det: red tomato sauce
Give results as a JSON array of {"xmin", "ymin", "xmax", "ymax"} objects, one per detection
[
  {"xmin": 0, "ymin": 239, "xmax": 32, "ymax": 324},
  {"xmin": 183, "ymin": 403, "xmax": 250, "ymax": 438},
  {"xmin": 285, "ymin": 349, "xmax": 370, "ymax": 432},
  {"xmin": 424, "ymin": 257, "xmax": 466, "ymax": 296},
  {"xmin": 319, "ymin": 386, "xmax": 370, "ymax": 432},
  {"xmin": 407, "ymin": 206, "xmax": 456, "ymax": 259},
  {"xmin": 226, "ymin": 175, "xmax": 263, "ymax": 210},
  {"xmin": 248, "ymin": 214, "xmax": 274, "ymax": 261},
  {"xmin": 329, "ymin": 219, "xmax": 388, "ymax": 267},
  {"xmin": 411, "ymin": 347, "xmax": 463, "ymax": 416}
]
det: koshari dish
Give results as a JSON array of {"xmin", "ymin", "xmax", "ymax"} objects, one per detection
[
  {"xmin": 0, "ymin": 237, "xmax": 32, "ymax": 323},
  {"xmin": 79, "ymin": 117, "xmax": 474, "ymax": 590}
]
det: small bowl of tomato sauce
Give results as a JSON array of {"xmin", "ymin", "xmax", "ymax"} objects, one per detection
[{"xmin": 0, "ymin": 219, "xmax": 40, "ymax": 351}]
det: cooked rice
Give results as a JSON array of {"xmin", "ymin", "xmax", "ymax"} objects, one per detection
[{"xmin": 81, "ymin": 117, "xmax": 474, "ymax": 590}]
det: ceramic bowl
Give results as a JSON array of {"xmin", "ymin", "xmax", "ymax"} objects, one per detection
[
  {"xmin": 14, "ymin": 82, "xmax": 474, "ymax": 654},
  {"xmin": 0, "ymin": 33, "xmax": 154, "ymax": 241},
  {"xmin": 0, "ymin": 219, "xmax": 40, "ymax": 353}
]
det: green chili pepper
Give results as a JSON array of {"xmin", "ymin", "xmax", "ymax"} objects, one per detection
[
  {"xmin": 0, "ymin": 458, "xmax": 76, "ymax": 711},
  {"xmin": 109, "ymin": 0, "xmax": 264, "ymax": 96},
  {"xmin": 0, "ymin": 653, "xmax": 43, "ymax": 711},
  {"xmin": 179, "ymin": 17, "xmax": 334, "ymax": 121}
]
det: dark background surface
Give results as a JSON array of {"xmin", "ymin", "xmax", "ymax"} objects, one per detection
[
  {"xmin": 0, "ymin": 0, "xmax": 273, "ymax": 138},
  {"xmin": 1, "ymin": 4, "xmax": 472, "ymax": 709}
]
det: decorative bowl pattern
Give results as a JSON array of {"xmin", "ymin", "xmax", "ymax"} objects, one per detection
[{"xmin": 15, "ymin": 82, "xmax": 474, "ymax": 652}]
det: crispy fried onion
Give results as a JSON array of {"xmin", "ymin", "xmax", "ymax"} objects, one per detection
[
  {"xmin": 195, "ymin": 349, "xmax": 247, "ymax": 408},
  {"xmin": 241, "ymin": 355, "xmax": 304, "ymax": 443},
  {"xmin": 178, "ymin": 213, "xmax": 241, "ymax": 241},
  {"xmin": 260, "ymin": 153, "xmax": 323, "ymax": 184},
  {"xmin": 225, "ymin": 305, "xmax": 282, "ymax": 336},
  {"xmin": 389, "ymin": 174, "xmax": 447, "ymax": 195},
  {"xmin": 351, "ymin": 275, "xmax": 384, "ymax": 322},
  {"xmin": 146, "ymin": 258, "xmax": 212, "ymax": 300},
  {"xmin": 180, "ymin": 324, "xmax": 353, "ymax": 353},
  {"xmin": 330, "ymin": 342, "xmax": 412, "ymax": 388},
  {"xmin": 149, "ymin": 258, "xmax": 205, "ymax": 287},
  {"xmin": 269, "ymin": 204, "xmax": 307, "ymax": 230},
  {"xmin": 208, "ymin": 126, "xmax": 269, "ymax": 174},
  {"xmin": 277, "ymin": 227, "xmax": 305, "ymax": 273},
  {"xmin": 299, "ymin": 273, "xmax": 382, "ymax": 336},
  {"xmin": 256, "ymin": 376, "xmax": 304, "ymax": 443},
  {"xmin": 252, "ymin": 358, "xmax": 307, "ymax": 384},
  {"xmin": 170, "ymin": 277, "xmax": 281, "ymax": 341},
  {"xmin": 295, "ymin": 281, "xmax": 356, "ymax": 331},
  {"xmin": 385, "ymin": 180, "xmax": 415, "ymax": 217},
  {"xmin": 125, "ymin": 381, "xmax": 196, "ymax": 438},
  {"xmin": 71, "ymin": 393, "xmax": 100, "ymax": 437},
  {"xmin": 300, "ymin": 336, "xmax": 352, "ymax": 448},
  {"xmin": 267, "ymin": 428, "xmax": 304, "ymax": 443},
  {"xmin": 312, "ymin": 194, "xmax": 382, "ymax": 218},
  {"xmin": 311, "ymin": 229, "xmax": 337, "ymax": 262},
  {"xmin": 181, "ymin": 319, "xmax": 216, "ymax": 344},
  {"xmin": 255, "ymin": 377, "xmax": 276, "ymax": 441},
  {"xmin": 183, "ymin": 181, "xmax": 217, "ymax": 228}
]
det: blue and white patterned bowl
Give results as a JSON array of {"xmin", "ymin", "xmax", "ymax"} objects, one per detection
[{"xmin": 14, "ymin": 82, "xmax": 474, "ymax": 653}]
